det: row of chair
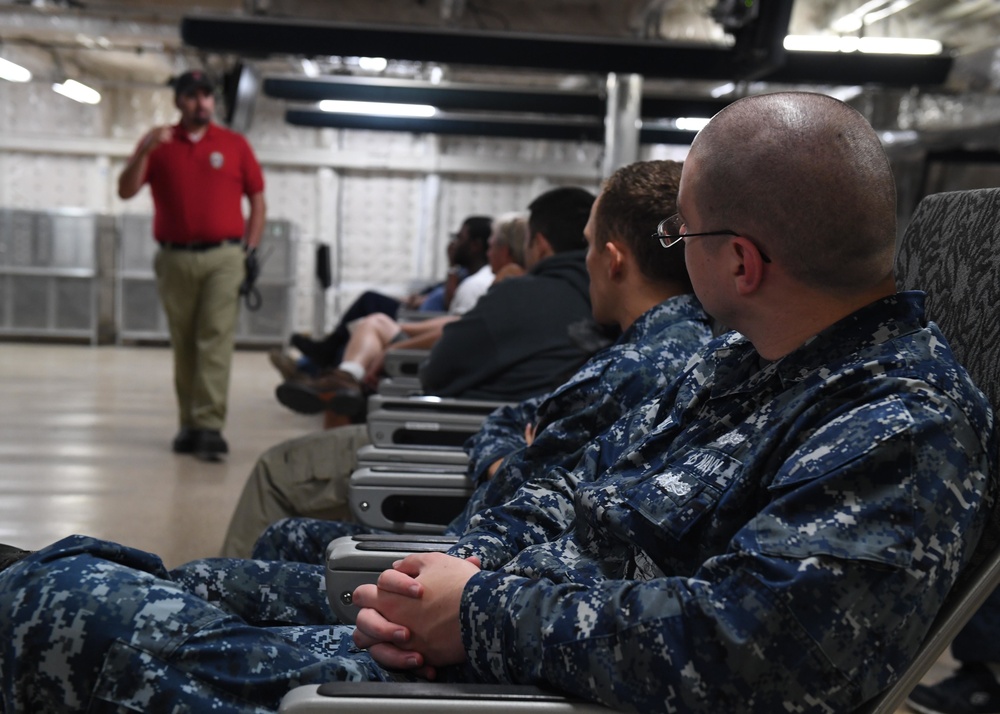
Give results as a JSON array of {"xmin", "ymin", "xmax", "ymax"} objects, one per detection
[{"xmin": 281, "ymin": 188, "xmax": 1000, "ymax": 714}]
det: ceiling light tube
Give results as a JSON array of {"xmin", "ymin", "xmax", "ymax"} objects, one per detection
[
  {"xmin": 675, "ymin": 117, "xmax": 711, "ymax": 131},
  {"xmin": 0, "ymin": 57, "xmax": 31, "ymax": 83},
  {"xmin": 52, "ymin": 79, "xmax": 101, "ymax": 104},
  {"xmin": 318, "ymin": 99, "xmax": 437, "ymax": 118},
  {"xmin": 857, "ymin": 36, "xmax": 942, "ymax": 55},
  {"xmin": 783, "ymin": 35, "xmax": 942, "ymax": 55},
  {"xmin": 357, "ymin": 56, "xmax": 388, "ymax": 72}
]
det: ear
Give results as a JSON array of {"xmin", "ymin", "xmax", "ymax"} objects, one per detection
[
  {"xmin": 533, "ymin": 233, "xmax": 555, "ymax": 259},
  {"xmin": 604, "ymin": 240, "xmax": 627, "ymax": 280},
  {"xmin": 731, "ymin": 236, "xmax": 766, "ymax": 296}
]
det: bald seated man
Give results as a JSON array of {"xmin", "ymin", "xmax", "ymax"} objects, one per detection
[{"xmin": 0, "ymin": 92, "xmax": 993, "ymax": 713}]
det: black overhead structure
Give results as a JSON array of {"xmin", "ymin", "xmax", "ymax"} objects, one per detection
[
  {"xmin": 262, "ymin": 76, "xmax": 731, "ymax": 119},
  {"xmin": 285, "ymin": 109, "xmax": 606, "ymax": 142},
  {"xmin": 285, "ymin": 108, "xmax": 699, "ymax": 146},
  {"xmin": 181, "ymin": 13, "xmax": 953, "ymax": 88}
]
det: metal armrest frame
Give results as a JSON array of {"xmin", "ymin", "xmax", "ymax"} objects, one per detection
[{"xmin": 326, "ymin": 533, "xmax": 459, "ymax": 624}]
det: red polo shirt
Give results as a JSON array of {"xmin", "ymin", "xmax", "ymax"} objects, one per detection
[{"xmin": 143, "ymin": 123, "xmax": 264, "ymax": 244}]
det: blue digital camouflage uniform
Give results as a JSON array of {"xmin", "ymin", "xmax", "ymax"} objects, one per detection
[
  {"xmin": 451, "ymin": 291, "xmax": 997, "ymax": 712},
  {"xmin": 0, "ymin": 292, "xmax": 993, "ymax": 713},
  {"xmin": 249, "ymin": 293, "xmax": 713, "ymax": 564}
]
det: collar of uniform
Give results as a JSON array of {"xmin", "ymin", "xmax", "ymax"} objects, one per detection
[
  {"xmin": 708, "ymin": 291, "xmax": 927, "ymax": 396},
  {"xmin": 618, "ymin": 293, "xmax": 710, "ymax": 348}
]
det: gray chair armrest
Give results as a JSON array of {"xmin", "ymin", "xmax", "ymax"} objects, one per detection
[
  {"xmin": 326, "ymin": 533, "xmax": 459, "ymax": 624},
  {"xmin": 280, "ymin": 682, "xmax": 612, "ymax": 713},
  {"xmin": 382, "ymin": 349, "xmax": 430, "ymax": 379},
  {"xmin": 349, "ymin": 467, "xmax": 472, "ymax": 533},
  {"xmin": 356, "ymin": 444, "xmax": 468, "ymax": 470},
  {"xmin": 366, "ymin": 395, "xmax": 509, "ymax": 450},
  {"xmin": 376, "ymin": 376, "xmax": 423, "ymax": 397}
]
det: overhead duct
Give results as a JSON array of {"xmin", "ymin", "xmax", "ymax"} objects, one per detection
[
  {"xmin": 262, "ymin": 75, "xmax": 731, "ymax": 118},
  {"xmin": 284, "ymin": 108, "xmax": 698, "ymax": 145},
  {"xmin": 181, "ymin": 15, "xmax": 952, "ymax": 87},
  {"xmin": 285, "ymin": 108, "xmax": 606, "ymax": 142}
]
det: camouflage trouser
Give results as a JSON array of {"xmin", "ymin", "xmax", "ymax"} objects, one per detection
[
  {"xmin": 0, "ymin": 535, "xmax": 408, "ymax": 713},
  {"xmin": 952, "ymin": 586, "xmax": 1000, "ymax": 663},
  {"xmin": 251, "ymin": 517, "xmax": 374, "ymax": 564},
  {"xmin": 169, "ymin": 554, "xmax": 332, "ymax": 625}
]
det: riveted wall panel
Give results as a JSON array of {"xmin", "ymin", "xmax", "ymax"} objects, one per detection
[
  {"xmin": 0, "ymin": 155, "xmax": 103, "ymax": 211},
  {"xmin": 336, "ymin": 171, "xmax": 425, "ymax": 297},
  {"xmin": 246, "ymin": 94, "xmax": 320, "ymax": 149},
  {"xmin": 0, "ymin": 82, "xmax": 105, "ymax": 138},
  {"xmin": 108, "ymin": 86, "xmax": 178, "ymax": 141},
  {"xmin": 440, "ymin": 135, "xmax": 605, "ymax": 174}
]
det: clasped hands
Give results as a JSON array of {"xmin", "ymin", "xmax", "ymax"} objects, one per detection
[{"xmin": 352, "ymin": 552, "xmax": 482, "ymax": 679}]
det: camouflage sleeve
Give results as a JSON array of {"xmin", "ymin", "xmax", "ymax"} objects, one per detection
[
  {"xmin": 459, "ymin": 393, "xmax": 992, "ymax": 712},
  {"xmin": 471, "ymin": 350, "xmax": 672, "ymax": 509},
  {"xmin": 464, "ymin": 398, "xmax": 542, "ymax": 487},
  {"xmin": 450, "ymin": 397, "xmax": 664, "ymax": 568}
]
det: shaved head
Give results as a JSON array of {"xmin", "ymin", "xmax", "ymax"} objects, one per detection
[{"xmin": 687, "ymin": 92, "xmax": 897, "ymax": 294}]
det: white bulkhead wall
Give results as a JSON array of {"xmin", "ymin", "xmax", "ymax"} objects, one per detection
[{"xmin": 0, "ymin": 78, "xmax": 688, "ymax": 333}]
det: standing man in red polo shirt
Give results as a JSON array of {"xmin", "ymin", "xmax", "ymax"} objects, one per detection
[{"xmin": 117, "ymin": 69, "xmax": 266, "ymax": 461}]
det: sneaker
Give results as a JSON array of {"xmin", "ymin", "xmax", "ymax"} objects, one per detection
[
  {"xmin": 172, "ymin": 428, "xmax": 197, "ymax": 454},
  {"xmin": 275, "ymin": 368, "xmax": 366, "ymax": 417},
  {"xmin": 193, "ymin": 429, "xmax": 228, "ymax": 462},
  {"xmin": 268, "ymin": 348, "xmax": 304, "ymax": 381},
  {"xmin": 907, "ymin": 664, "xmax": 1000, "ymax": 714}
]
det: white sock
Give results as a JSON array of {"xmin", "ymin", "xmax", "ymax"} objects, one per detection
[{"xmin": 338, "ymin": 361, "xmax": 365, "ymax": 382}]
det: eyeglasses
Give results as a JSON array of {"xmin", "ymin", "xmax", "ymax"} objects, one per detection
[{"xmin": 652, "ymin": 213, "xmax": 771, "ymax": 263}]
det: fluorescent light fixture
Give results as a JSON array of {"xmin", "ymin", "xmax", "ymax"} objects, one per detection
[
  {"xmin": 856, "ymin": 36, "xmax": 942, "ymax": 54},
  {"xmin": 52, "ymin": 79, "xmax": 101, "ymax": 104},
  {"xmin": 783, "ymin": 35, "xmax": 942, "ymax": 55},
  {"xmin": 318, "ymin": 99, "xmax": 437, "ymax": 118},
  {"xmin": 827, "ymin": 86, "xmax": 864, "ymax": 103},
  {"xmin": 710, "ymin": 82, "xmax": 736, "ymax": 98},
  {"xmin": 675, "ymin": 117, "xmax": 711, "ymax": 132},
  {"xmin": 300, "ymin": 58, "xmax": 320, "ymax": 77},
  {"xmin": 0, "ymin": 57, "xmax": 31, "ymax": 83},
  {"xmin": 880, "ymin": 129, "xmax": 919, "ymax": 145},
  {"xmin": 358, "ymin": 56, "xmax": 387, "ymax": 72}
]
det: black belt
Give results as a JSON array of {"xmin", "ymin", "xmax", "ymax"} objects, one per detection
[{"xmin": 158, "ymin": 238, "xmax": 242, "ymax": 252}]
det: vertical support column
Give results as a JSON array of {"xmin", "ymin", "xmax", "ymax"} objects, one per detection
[
  {"xmin": 601, "ymin": 72, "xmax": 643, "ymax": 179},
  {"xmin": 317, "ymin": 165, "xmax": 340, "ymax": 335},
  {"xmin": 417, "ymin": 172, "xmax": 443, "ymax": 279},
  {"xmin": 95, "ymin": 214, "xmax": 118, "ymax": 345}
]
